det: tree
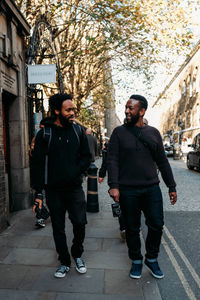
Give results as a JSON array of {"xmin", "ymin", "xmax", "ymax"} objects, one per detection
[{"xmin": 15, "ymin": 0, "xmax": 199, "ymax": 116}]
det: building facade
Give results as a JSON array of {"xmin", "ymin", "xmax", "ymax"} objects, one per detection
[
  {"xmin": 0, "ymin": 0, "xmax": 30, "ymax": 230},
  {"xmin": 151, "ymin": 42, "xmax": 200, "ymax": 144}
]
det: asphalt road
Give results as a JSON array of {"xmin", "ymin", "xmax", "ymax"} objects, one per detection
[{"xmin": 153, "ymin": 158, "xmax": 200, "ymax": 300}]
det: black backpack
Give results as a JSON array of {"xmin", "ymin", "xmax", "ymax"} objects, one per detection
[{"xmin": 43, "ymin": 123, "xmax": 82, "ymax": 184}]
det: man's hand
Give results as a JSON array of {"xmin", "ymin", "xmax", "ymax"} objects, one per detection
[
  {"xmin": 98, "ymin": 177, "xmax": 104, "ymax": 184},
  {"xmin": 169, "ymin": 192, "xmax": 177, "ymax": 205},
  {"xmin": 33, "ymin": 199, "xmax": 42, "ymax": 213},
  {"xmin": 109, "ymin": 188, "xmax": 120, "ymax": 202}
]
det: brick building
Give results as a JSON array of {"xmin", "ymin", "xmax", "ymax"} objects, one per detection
[{"xmin": 0, "ymin": 0, "xmax": 30, "ymax": 230}]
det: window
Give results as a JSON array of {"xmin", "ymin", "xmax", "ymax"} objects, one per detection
[
  {"xmin": 196, "ymin": 71, "xmax": 200, "ymax": 93},
  {"xmin": 196, "ymin": 105, "xmax": 200, "ymax": 126}
]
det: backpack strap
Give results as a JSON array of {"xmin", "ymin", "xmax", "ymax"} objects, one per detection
[
  {"xmin": 72, "ymin": 123, "xmax": 82, "ymax": 145},
  {"xmin": 43, "ymin": 127, "xmax": 52, "ymax": 154},
  {"xmin": 43, "ymin": 127, "xmax": 52, "ymax": 185}
]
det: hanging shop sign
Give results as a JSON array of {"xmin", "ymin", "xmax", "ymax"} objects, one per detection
[{"xmin": 28, "ymin": 64, "xmax": 56, "ymax": 84}]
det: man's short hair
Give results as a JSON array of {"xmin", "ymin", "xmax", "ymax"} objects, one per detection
[
  {"xmin": 129, "ymin": 94, "xmax": 148, "ymax": 110},
  {"xmin": 49, "ymin": 93, "xmax": 72, "ymax": 115}
]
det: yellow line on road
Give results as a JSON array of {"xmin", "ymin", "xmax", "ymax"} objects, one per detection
[
  {"xmin": 164, "ymin": 226, "xmax": 200, "ymax": 290},
  {"xmin": 162, "ymin": 236, "xmax": 197, "ymax": 300}
]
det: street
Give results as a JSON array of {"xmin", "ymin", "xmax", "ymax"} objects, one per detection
[
  {"xmin": 153, "ymin": 158, "xmax": 200, "ymax": 300},
  {"xmin": 0, "ymin": 157, "xmax": 199, "ymax": 299}
]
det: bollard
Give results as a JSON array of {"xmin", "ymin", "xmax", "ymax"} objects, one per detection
[{"xmin": 87, "ymin": 162, "xmax": 99, "ymax": 212}]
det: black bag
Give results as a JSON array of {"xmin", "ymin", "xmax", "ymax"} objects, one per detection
[{"xmin": 35, "ymin": 203, "xmax": 50, "ymax": 220}]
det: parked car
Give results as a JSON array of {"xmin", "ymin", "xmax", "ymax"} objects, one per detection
[
  {"xmin": 164, "ymin": 143, "xmax": 173, "ymax": 157},
  {"xmin": 186, "ymin": 133, "xmax": 200, "ymax": 171}
]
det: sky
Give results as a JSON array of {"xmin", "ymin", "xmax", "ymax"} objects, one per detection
[{"xmin": 112, "ymin": 4, "xmax": 200, "ymax": 124}]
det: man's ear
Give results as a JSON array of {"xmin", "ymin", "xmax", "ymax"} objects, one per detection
[
  {"xmin": 139, "ymin": 108, "xmax": 146, "ymax": 117},
  {"xmin": 55, "ymin": 109, "xmax": 60, "ymax": 116}
]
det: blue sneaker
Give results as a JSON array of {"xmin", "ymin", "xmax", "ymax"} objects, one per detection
[
  {"xmin": 130, "ymin": 260, "xmax": 143, "ymax": 279},
  {"xmin": 54, "ymin": 265, "xmax": 70, "ymax": 278},
  {"xmin": 144, "ymin": 259, "xmax": 164, "ymax": 279},
  {"xmin": 74, "ymin": 257, "xmax": 87, "ymax": 274}
]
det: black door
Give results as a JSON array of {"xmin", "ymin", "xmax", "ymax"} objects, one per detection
[{"xmin": 2, "ymin": 91, "xmax": 15, "ymax": 211}]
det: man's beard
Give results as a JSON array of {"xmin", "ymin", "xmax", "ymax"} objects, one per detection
[
  {"xmin": 59, "ymin": 113, "xmax": 71, "ymax": 127},
  {"xmin": 126, "ymin": 113, "xmax": 140, "ymax": 126}
]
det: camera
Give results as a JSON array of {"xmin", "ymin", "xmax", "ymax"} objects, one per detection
[
  {"xmin": 34, "ymin": 201, "xmax": 50, "ymax": 220},
  {"xmin": 111, "ymin": 202, "xmax": 121, "ymax": 217}
]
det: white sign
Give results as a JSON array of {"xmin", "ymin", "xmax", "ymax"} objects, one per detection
[{"xmin": 28, "ymin": 64, "xmax": 56, "ymax": 84}]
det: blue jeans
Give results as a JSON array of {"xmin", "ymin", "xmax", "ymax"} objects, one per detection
[{"xmin": 119, "ymin": 184, "xmax": 164, "ymax": 261}]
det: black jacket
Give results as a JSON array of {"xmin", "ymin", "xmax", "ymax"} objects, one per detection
[
  {"xmin": 98, "ymin": 148, "xmax": 107, "ymax": 178},
  {"xmin": 107, "ymin": 124, "xmax": 176, "ymax": 192},
  {"xmin": 86, "ymin": 134, "xmax": 98, "ymax": 162},
  {"xmin": 31, "ymin": 122, "xmax": 91, "ymax": 192}
]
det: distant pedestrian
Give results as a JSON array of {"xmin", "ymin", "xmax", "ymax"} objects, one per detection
[
  {"xmin": 98, "ymin": 141, "xmax": 126, "ymax": 242},
  {"xmin": 86, "ymin": 128, "xmax": 98, "ymax": 162},
  {"xmin": 107, "ymin": 94, "xmax": 177, "ymax": 279},
  {"xmin": 31, "ymin": 93, "xmax": 91, "ymax": 278},
  {"xmin": 98, "ymin": 141, "xmax": 108, "ymax": 183},
  {"xmin": 181, "ymin": 137, "xmax": 190, "ymax": 162}
]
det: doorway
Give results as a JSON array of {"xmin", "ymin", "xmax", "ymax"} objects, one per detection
[{"xmin": 2, "ymin": 91, "xmax": 15, "ymax": 212}]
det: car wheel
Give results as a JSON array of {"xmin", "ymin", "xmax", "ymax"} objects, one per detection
[{"xmin": 187, "ymin": 157, "xmax": 194, "ymax": 170}]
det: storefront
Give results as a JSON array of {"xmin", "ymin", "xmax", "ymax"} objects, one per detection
[{"xmin": 0, "ymin": 0, "xmax": 30, "ymax": 230}]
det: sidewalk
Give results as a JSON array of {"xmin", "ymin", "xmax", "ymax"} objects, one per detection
[{"xmin": 0, "ymin": 161, "xmax": 162, "ymax": 300}]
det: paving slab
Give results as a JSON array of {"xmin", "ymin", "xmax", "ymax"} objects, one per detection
[
  {"xmin": 0, "ymin": 265, "xmax": 28, "ymax": 288},
  {"xmin": 0, "ymin": 290, "xmax": 57, "ymax": 300},
  {"xmin": 56, "ymin": 293, "xmax": 143, "ymax": 300},
  {"xmin": 102, "ymin": 238, "xmax": 127, "ymax": 252},
  {"xmin": 84, "ymin": 250, "xmax": 130, "ymax": 270},
  {"xmin": 0, "ymin": 234, "xmax": 44, "ymax": 248},
  {"xmin": 37, "ymin": 236, "xmax": 55, "ymax": 249},
  {"xmin": 86, "ymin": 227, "xmax": 120, "ymax": 239},
  {"xmin": 31, "ymin": 268, "xmax": 104, "ymax": 294},
  {"xmin": 2, "ymin": 248, "xmax": 57, "ymax": 266},
  {"xmin": 84, "ymin": 237, "xmax": 103, "ymax": 251},
  {"xmin": 18, "ymin": 266, "xmax": 49, "ymax": 290},
  {"xmin": 105, "ymin": 269, "xmax": 143, "ymax": 296},
  {"xmin": 87, "ymin": 217, "xmax": 119, "ymax": 228},
  {"xmin": 0, "ymin": 246, "xmax": 12, "ymax": 262},
  {"xmin": 141, "ymin": 268, "xmax": 163, "ymax": 300}
]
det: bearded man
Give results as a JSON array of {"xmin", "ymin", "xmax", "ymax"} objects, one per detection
[
  {"xmin": 107, "ymin": 94, "xmax": 177, "ymax": 279},
  {"xmin": 31, "ymin": 93, "xmax": 91, "ymax": 278}
]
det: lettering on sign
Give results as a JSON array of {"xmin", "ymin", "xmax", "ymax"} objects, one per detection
[
  {"xmin": 28, "ymin": 64, "xmax": 56, "ymax": 84},
  {"xmin": 1, "ymin": 69, "xmax": 17, "ymax": 95}
]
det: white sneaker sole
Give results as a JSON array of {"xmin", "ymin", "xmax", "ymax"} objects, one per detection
[
  {"xmin": 54, "ymin": 272, "xmax": 67, "ymax": 278},
  {"xmin": 144, "ymin": 264, "xmax": 164, "ymax": 279},
  {"xmin": 129, "ymin": 273, "xmax": 141, "ymax": 279},
  {"xmin": 76, "ymin": 266, "xmax": 87, "ymax": 274}
]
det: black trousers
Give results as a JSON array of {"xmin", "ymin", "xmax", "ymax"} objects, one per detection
[
  {"xmin": 119, "ymin": 184, "xmax": 164, "ymax": 261},
  {"xmin": 118, "ymin": 213, "xmax": 126, "ymax": 231},
  {"xmin": 46, "ymin": 186, "xmax": 87, "ymax": 266}
]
